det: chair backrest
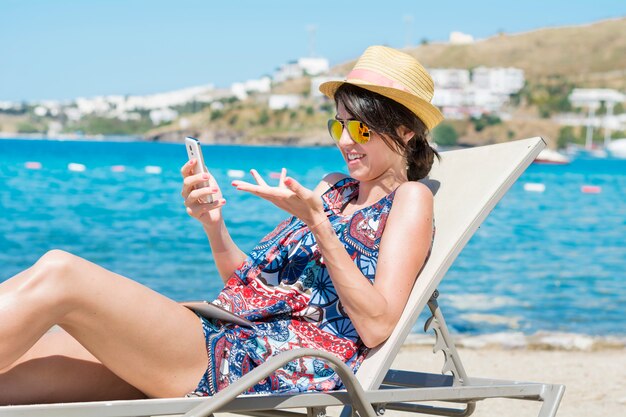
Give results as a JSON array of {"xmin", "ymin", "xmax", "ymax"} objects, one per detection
[{"xmin": 355, "ymin": 137, "xmax": 546, "ymax": 390}]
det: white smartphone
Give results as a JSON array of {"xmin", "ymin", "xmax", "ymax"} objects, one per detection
[{"xmin": 185, "ymin": 136, "xmax": 214, "ymax": 204}]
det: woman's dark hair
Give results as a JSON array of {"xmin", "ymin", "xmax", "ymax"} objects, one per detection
[{"xmin": 334, "ymin": 84, "xmax": 440, "ymax": 181}]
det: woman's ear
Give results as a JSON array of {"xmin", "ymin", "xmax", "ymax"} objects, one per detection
[{"xmin": 397, "ymin": 125, "xmax": 415, "ymax": 142}]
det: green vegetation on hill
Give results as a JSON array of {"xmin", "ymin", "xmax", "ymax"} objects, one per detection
[
  {"xmin": 147, "ymin": 93, "xmax": 334, "ymax": 145},
  {"xmin": 432, "ymin": 123, "xmax": 458, "ymax": 146},
  {"xmin": 66, "ymin": 115, "xmax": 155, "ymax": 136}
]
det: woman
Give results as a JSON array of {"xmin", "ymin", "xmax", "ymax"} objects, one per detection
[{"xmin": 0, "ymin": 45, "xmax": 442, "ymax": 403}]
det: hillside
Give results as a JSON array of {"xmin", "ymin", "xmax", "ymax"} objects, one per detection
[
  {"xmin": 169, "ymin": 17, "xmax": 626, "ymax": 147},
  {"xmin": 244, "ymin": 17, "xmax": 626, "ymax": 148},
  {"xmin": 333, "ymin": 17, "xmax": 626, "ymax": 89}
]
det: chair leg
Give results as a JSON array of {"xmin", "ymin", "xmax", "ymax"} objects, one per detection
[
  {"xmin": 537, "ymin": 384, "xmax": 566, "ymax": 417},
  {"xmin": 425, "ymin": 291, "xmax": 470, "ymax": 386},
  {"xmin": 307, "ymin": 407, "xmax": 327, "ymax": 417}
]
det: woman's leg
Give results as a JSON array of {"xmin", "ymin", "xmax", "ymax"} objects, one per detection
[
  {"xmin": 0, "ymin": 249, "xmax": 209, "ymax": 402},
  {"xmin": 0, "ymin": 329, "xmax": 146, "ymax": 404}
]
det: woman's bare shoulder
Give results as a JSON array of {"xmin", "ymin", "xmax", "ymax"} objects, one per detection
[
  {"xmin": 388, "ymin": 181, "xmax": 434, "ymax": 226},
  {"xmin": 394, "ymin": 181, "xmax": 434, "ymax": 205}
]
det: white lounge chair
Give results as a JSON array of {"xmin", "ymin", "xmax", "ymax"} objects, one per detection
[{"xmin": 0, "ymin": 137, "xmax": 565, "ymax": 417}]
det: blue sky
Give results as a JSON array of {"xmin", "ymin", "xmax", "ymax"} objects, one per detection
[{"xmin": 1, "ymin": 0, "xmax": 625, "ymax": 102}]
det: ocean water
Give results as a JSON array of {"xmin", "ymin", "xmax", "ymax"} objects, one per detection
[{"xmin": 1, "ymin": 138, "xmax": 624, "ymax": 338}]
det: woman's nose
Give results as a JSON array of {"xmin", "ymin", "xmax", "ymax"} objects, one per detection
[{"xmin": 338, "ymin": 125, "xmax": 354, "ymax": 147}]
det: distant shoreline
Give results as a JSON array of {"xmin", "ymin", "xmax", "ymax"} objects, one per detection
[
  {"xmin": 405, "ymin": 331, "xmax": 626, "ymax": 351},
  {"xmin": 0, "ymin": 133, "xmax": 336, "ymax": 148},
  {"xmin": 0, "ymin": 132, "xmax": 144, "ymax": 142}
]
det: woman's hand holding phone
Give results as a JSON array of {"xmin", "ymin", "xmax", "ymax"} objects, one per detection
[{"xmin": 181, "ymin": 158, "xmax": 226, "ymax": 227}]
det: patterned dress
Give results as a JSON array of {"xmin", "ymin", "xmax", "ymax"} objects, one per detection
[{"xmin": 191, "ymin": 177, "xmax": 399, "ymax": 396}]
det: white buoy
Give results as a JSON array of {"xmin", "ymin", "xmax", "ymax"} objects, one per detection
[
  {"xmin": 68, "ymin": 163, "xmax": 86, "ymax": 172},
  {"xmin": 25, "ymin": 161, "xmax": 42, "ymax": 170},
  {"xmin": 111, "ymin": 165, "xmax": 126, "ymax": 172},
  {"xmin": 227, "ymin": 169, "xmax": 245, "ymax": 178},
  {"xmin": 144, "ymin": 165, "xmax": 162, "ymax": 174},
  {"xmin": 524, "ymin": 183, "xmax": 546, "ymax": 193}
]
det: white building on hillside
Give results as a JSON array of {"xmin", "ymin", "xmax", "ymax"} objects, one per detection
[
  {"xmin": 0, "ymin": 101, "xmax": 15, "ymax": 110},
  {"xmin": 569, "ymin": 88, "xmax": 625, "ymax": 108},
  {"xmin": 472, "ymin": 67, "xmax": 524, "ymax": 95},
  {"xmin": 431, "ymin": 89, "xmax": 464, "ymax": 108},
  {"xmin": 429, "ymin": 66, "xmax": 525, "ymax": 118},
  {"xmin": 449, "ymin": 31, "xmax": 474, "ymax": 44},
  {"xmin": 268, "ymin": 94, "xmax": 301, "ymax": 110},
  {"xmin": 274, "ymin": 61, "xmax": 303, "ymax": 83},
  {"xmin": 432, "ymin": 88, "xmax": 510, "ymax": 118},
  {"xmin": 149, "ymin": 108, "xmax": 179, "ymax": 125},
  {"xmin": 123, "ymin": 84, "xmax": 215, "ymax": 110},
  {"xmin": 75, "ymin": 96, "xmax": 112, "ymax": 115},
  {"xmin": 71, "ymin": 84, "xmax": 216, "ymax": 120},
  {"xmin": 465, "ymin": 87, "xmax": 509, "ymax": 112},
  {"xmin": 231, "ymin": 77, "xmax": 272, "ymax": 100},
  {"xmin": 231, "ymin": 83, "xmax": 248, "ymax": 101},
  {"xmin": 310, "ymin": 75, "xmax": 341, "ymax": 98},
  {"xmin": 245, "ymin": 77, "xmax": 272, "ymax": 93},
  {"xmin": 298, "ymin": 57, "xmax": 329, "ymax": 76},
  {"xmin": 430, "ymin": 69, "xmax": 470, "ymax": 89},
  {"xmin": 274, "ymin": 57, "xmax": 330, "ymax": 83}
]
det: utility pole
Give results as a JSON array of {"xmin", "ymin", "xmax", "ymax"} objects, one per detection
[
  {"xmin": 404, "ymin": 15, "xmax": 414, "ymax": 48},
  {"xmin": 306, "ymin": 24, "xmax": 317, "ymax": 57},
  {"xmin": 585, "ymin": 105, "xmax": 596, "ymax": 150},
  {"xmin": 604, "ymin": 102, "xmax": 615, "ymax": 148}
]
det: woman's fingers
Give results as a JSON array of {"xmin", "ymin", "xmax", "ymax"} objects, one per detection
[
  {"xmin": 231, "ymin": 180, "xmax": 262, "ymax": 193},
  {"xmin": 186, "ymin": 197, "xmax": 226, "ymax": 218},
  {"xmin": 187, "ymin": 186, "xmax": 217, "ymax": 203},
  {"xmin": 180, "ymin": 158, "xmax": 196, "ymax": 177},
  {"xmin": 234, "ymin": 174, "xmax": 310, "ymax": 201},
  {"xmin": 249, "ymin": 169, "xmax": 268, "ymax": 187},
  {"xmin": 283, "ymin": 176, "xmax": 310, "ymax": 199},
  {"xmin": 182, "ymin": 173, "xmax": 212, "ymax": 198},
  {"xmin": 183, "ymin": 172, "xmax": 210, "ymax": 188},
  {"xmin": 232, "ymin": 180, "xmax": 291, "ymax": 200}
]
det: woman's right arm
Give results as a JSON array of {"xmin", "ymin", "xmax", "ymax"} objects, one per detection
[{"xmin": 181, "ymin": 159, "xmax": 247, "ymax": 284}]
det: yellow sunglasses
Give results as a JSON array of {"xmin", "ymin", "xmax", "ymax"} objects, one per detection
[{"xmin": 327, "ymin": 119, "xmax": 372, "ymax": 144}]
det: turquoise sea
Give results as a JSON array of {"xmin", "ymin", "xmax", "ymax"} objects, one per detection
[{"xmin": 1, "ymin": 138, "xmax": 624, "ymax": 338}]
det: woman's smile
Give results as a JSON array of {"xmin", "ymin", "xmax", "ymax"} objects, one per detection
[{"xmin": 346, "ymin": 152, "xmax": 366, "ymax": 164}]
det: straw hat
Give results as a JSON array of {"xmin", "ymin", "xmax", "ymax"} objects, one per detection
[{"xmin": 319, "ymin": 45, "xmax": 444, "ymax": 130}]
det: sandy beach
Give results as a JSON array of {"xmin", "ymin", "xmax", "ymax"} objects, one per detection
[
  {"xmin": 382, "ymin": 342, "xmax": 626, "ymax": 417},
  {"xmin": 215, "ymin": 337, "xmax": 625, "ymax": 417}
]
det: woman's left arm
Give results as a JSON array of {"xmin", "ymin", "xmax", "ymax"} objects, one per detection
[
  {"xmin": 232, "ymin": 173, "xmax": 433, "ymax": 348},
  {"xmin": 310, "ymin": 182, "xmax": 434, "ymax": 348}
]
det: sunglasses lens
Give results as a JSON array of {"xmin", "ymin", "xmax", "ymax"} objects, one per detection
[
  {"xmin": 327, "ymin": 119, "xmax": 372, "ymax": 144},
  {"xmin": 328, "ymin": 119, "xmax": 343, "ymax": 142},
  {"xmin": 347, "ymin": 121, "xmax": 371, "ymax": 144}
]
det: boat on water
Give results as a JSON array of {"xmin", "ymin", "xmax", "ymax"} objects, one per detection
[
  {"xmin": 533, "ymin": 148, "xmax": 570, "ymax": 165},
  {"xmin": 607, "ymin": 138, "xmax": 626, "ymax": 159}
]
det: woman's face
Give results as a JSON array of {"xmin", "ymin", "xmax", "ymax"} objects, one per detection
[{"xmin": 334, "ymin": 101, "xmax": 406, "ymax": 184}]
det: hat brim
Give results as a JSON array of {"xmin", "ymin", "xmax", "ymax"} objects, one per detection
[{"xmin": 319, "ymin": 80, "xmax": 444, "ymax": 130}]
